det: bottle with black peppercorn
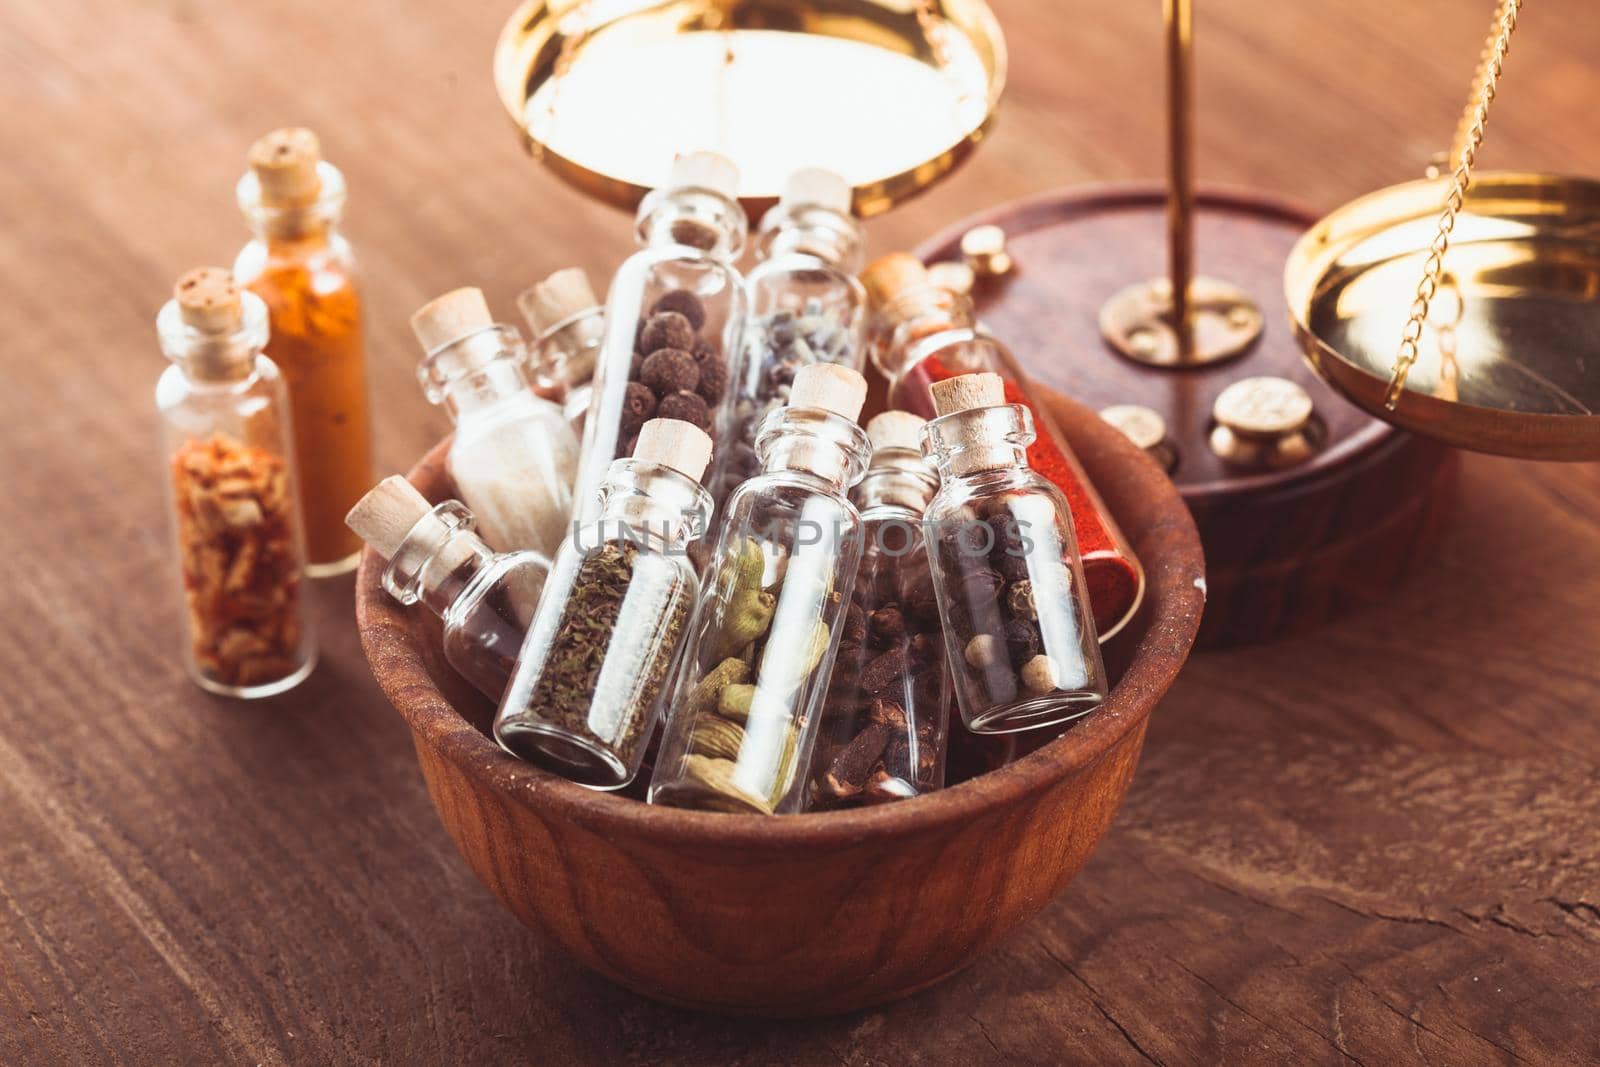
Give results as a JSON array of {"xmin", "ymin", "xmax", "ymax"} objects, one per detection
[
  {"xmin": 345, "ymin": 476, "xmax": 550, "ymax": 701},
  {"xmin": 921, "ymin": 373, "xmax": 1107, "ymax": 733},
  {"xmin": 572, "ymin": 151, "xmax": 747, "ymax": 523},
  {"xmin": 494, "ymin": 419, "xmax": 715, "ymax": 790},
  {"xmin": 650, "ymin": 364, "xmax": 872, "ymax": 815},
  {"xmin": 709, "ymin": 167, "xmax": 867, "ymax": 511},
  {"xmin": 804, "ymin": 410, "xmax": 949, "ymax": 809}
]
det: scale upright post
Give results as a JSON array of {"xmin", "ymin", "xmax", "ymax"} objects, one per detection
[{"xmin": 1099, "ymin": 0, "xmax": 1263, "ymax": 367}]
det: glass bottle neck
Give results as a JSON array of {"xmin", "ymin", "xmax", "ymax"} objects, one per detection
[
  {"xmin": 636, "ymin": 187, "xmax": 747, "ymax": 261},
  {"xmin": 382, "ymin": 501, "xmax": 494, "ymax": 617},
  {"xmin": 754, "ymin": 204, "xmax": 864, "ymax": 273},
  {"xmin": 529, "ymin": 306, "xmax": 604, "ymax": 397},
  {"xmin": 923, "ymin": 403, "xmax": 1037, "ymax": 480},
  {"xmin": 417, "ymin": 325, "xmax": 538, "ymax": 421},
  {"xmin": 588, "ymin": 459, "xmax": 714, "ymax": 553},
  {"xmin": 236, "ymin": 160, "xmax": 348, "ymax": 242},
  {"xmin": 850, "ymin": 449, "xmax": 938, "ymax": 518},
  {"xmin": 156, "ymin": 292, "xmax": 271, "ymax": 384},
  {"xmin": 754, "ymin": 407, "xmax": 872, "ymax": 493},
  {"xmin": 873, "ymin": 284, "xmax": 977, "ymax": 380}
]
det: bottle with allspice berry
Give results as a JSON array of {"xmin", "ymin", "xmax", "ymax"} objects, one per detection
[
  {"xmin": 156, "ymin": 267, "xmax": 316, "ymax": 698},
  {"xmin": 571, "ymin": 151, "xmax": 747, "ymax": 523},
  {"xmin": 921, "ymin": 373, "xmax": 1107, "ymax": 733},
  {"xmin": 233, "ymin": 127, "xmax": 373, "ymax": 577}
]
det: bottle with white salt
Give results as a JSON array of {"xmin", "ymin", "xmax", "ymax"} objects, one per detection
[{"xmin": 411, "ymin": 286, "xmax": 580, "ymax": 558}]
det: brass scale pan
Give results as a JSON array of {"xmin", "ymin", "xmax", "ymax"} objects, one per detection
[{"xmin": 496, "ymin": 0, "xmax": 1600, "ymax": 463}]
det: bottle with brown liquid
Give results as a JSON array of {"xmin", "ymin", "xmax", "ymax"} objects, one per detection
[{"xmin": 234, "ymin": 127, "xmax": 373, "ymax": 577}]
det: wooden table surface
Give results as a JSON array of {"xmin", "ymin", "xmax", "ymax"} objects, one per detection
[{"xmin": 3, "ymin": 0, "xmax": 1597, "ymax": 1063}]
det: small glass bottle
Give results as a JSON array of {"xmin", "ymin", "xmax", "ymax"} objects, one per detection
[
  {"xmin": 156, "ymin": 268, "xmax": 316, "ymax": 698},
  {"xmin": 518, "ymin": 267, "xmax": 605, "ymax": 433},
  {"xmin": 346, "ymin": 476, "xmax": 550, "ymax": 700},
  {"xmin": 805, "ymin": 411, "xmax": 948, "ymax": 809},
  {"xmin": 710, "ymin": 167, "xmax": 868, "ymax": 509},
  {"xmin": 495, "ymin": 419, "xmax": 715, "ymax": 789},
  {"xmin": 650, "ymin": 365, "xmax": 872, "ymax": 814},
  {"xmin": 234, "ymin": 127, "xmax": 373, "ymax": 577},
  {"xmin": 862, "ymin": 253, "xmax": 1145, "ymax": 641},
  {"xmin": 573, "ymin": 151, "xmax": 748, "ymax": 521},
  {"xmin": 411, "ymin": 287, "xmax": 580, "ymax": 558},
  {"xmin": 921, "ymin": 373, "xmax": 1108, "ymax": 733}
]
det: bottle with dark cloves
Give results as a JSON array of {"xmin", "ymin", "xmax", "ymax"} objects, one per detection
[
  {"xmin": 805, "ymin": 410, "xmax": 949, "ymax": 809},
  {"xmin": 650, "ymin": 364, "xmax": 872, "ymax": 815},
  {"xmin": 572, "ymin": 151, "xmax": 747, "ymax": 522},
  {"xmin": 921, "ymin": 373, "xmax": 1107, "ymax": 733},
  {"xmin": 346, "ymin": 476, "xmax": 550, "ymax": 701},
  {"xmin": 494, "ymin": 419, "xmax": 715, "ymax": 790},
  {"xmin": 710, "ymin": 167, "xmax": 867, "ymax": 510}
]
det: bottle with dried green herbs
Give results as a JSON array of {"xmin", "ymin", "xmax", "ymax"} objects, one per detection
[
  {"xmin": 805, "ymin": 411, "xmax": 949, "ymax": 809},
  {"xmin": 494, "ymin": 419, "xmax": 715, "ymax": 789},
  {"xmin": 650, "ymin": 364, "xmax": 872, "ymax": 814},
  {"xmin": 572, "ymin": 151, "xmax": 747, "ymax": 521},
  {"xmin": 346, "ymin": 476, "xmax": 549, "ymax": 701},
  {"xmin": 156, "ymin": 267, "xmax": 316, "ymax": 698},
  {"xmin": 921, "ymin": 373, "xmax": 1107, "ymax": 733},
  {"xmin": 709, "ymin": 167, "xmax": 867, "ymax": 509}
]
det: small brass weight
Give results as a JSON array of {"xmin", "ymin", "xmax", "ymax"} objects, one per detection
[{"xmin": 1099, "ymin": 0, "xmax": 1263, "ymax": 367}]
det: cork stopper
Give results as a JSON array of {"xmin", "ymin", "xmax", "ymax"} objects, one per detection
[
  {"xmin": 931, "ymin": 372, "xmax": 1005, "ymax": 416},
  {"xmin": 865, "ymin": 410, "xmax": 926, "ymax": 454},
  {"xmin": 175, "ymin": 268, "xmax": 243, "ymax": 333},
  {"xmin": 518, "ymin": 268, "xmax": 598, "ymax": 334},
  {"xmin": 634, "ymin": 418, "xmax": 714, "ymax": 484},
  {"xmin": 411, "ymin": 287, "xmax": 494, "ymax": 352},
  {"xmin": 780, "ymin": 167, "xmax": 852, "ymax": 214},
  {"xmin": 860, "ymin": 252, "xmax": 932, "ymax": 308},
  {"xmin": 667, "ymin": 151, "xmax": 739, "ymax": 200},
  {"xmin": 789, "ymin": 364, "xmax": 868, "ymax": 422},
  {"xmin": 345, "ymin": 476, "xmax": 433, "ymax": 560},
  {"xmin": 248, "ymin": 127, "xmax": 323, "ymax": 209}
]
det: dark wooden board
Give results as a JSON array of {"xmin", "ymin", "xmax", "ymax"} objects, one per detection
[{"xmin": 1, "ymin": 0, "xmax": 1597, "ymax": 1063}]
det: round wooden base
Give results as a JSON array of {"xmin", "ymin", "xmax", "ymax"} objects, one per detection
[{"xmin": 915, "ymin": 184, "xmax": 1459, "ymax": 648}]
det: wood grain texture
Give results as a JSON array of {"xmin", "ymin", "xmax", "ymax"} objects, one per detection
[
  {"xmin": 355, "ymin": 394, "xmax": 1204, "ymax": 1016},
  {"xmin": 1, "ymin": 0, "xmax": 1598, "ymax": 1062}
]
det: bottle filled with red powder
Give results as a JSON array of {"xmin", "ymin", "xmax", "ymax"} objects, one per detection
[{"xmin": 861, "ymin": 254, "xmax": 1144, "ymax": 639}]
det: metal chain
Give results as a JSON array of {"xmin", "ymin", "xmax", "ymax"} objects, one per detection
[{"xmin": 1386, "ymin": 0, "xmax": 1522, "ymax": 410}]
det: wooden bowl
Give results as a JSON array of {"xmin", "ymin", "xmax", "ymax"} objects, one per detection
[{"xmin": 355, "ymin": 389, "xmax": 1205, "ymax": 1017}]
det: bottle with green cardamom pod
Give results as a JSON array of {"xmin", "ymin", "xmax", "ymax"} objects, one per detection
[
  {"xmin": 493, "ymin": 419, "xmax": 716, "ymax": 790},
  {"xmin": 649, "ymin": 364, "xmax": 872, "ymax": 815}
]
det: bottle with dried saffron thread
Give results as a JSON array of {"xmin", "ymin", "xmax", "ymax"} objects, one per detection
[
  {"xmin": 861, "ymin": 253, "xmax": 1145, "ymax": 641},
  {"xmin": 234, "ymin": 127, "xmax": 373, "ymax": 577},
  {"xmin": 805, "ymin": 411, "xmax": 949, "ymax": 809},
  {"xmin": 651, "ymin": 364, "xmax": 872, "ymax": 815},
  {"xmin": 495, "ymin": 419, "xmax": 715, "ymax": 789},
  {"xmin": 346, "ymin": 476, "xmax": 550, "ymax": 701},
  {"xmin": 518, "ymin": 267, "xmax": 605, "ymax": 434},
  {"xmin": 710, "ymin": 167, "xmax": 867, "ymax": 509},
  {"xmin": 410, "ymin": 287, "xmax": 580, "ymax": 559},
  {"xmin": 922, "ymin": 373, "xmax": 1107, "ymax": 733},
  {"xmin": 156, "ymin": 268, "xmax": 316, "ymax": 697},
  {"xmin": 573, "ymin": 151, "xmax": 747, "ymax": 521}
]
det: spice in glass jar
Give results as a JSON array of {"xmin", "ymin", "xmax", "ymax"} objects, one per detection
[
  {"xmin": 805, "ymin": 411, "xmax": 948, "ymax": 809},
  {"xmin": 495, "ymin": 419, "xmax": 715, "ymax": 789},
  {"xmin": 234, "ymin": 128, "xmax": 373, "ymax": 577}
]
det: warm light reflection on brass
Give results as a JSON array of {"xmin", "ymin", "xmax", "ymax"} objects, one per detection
[
  {"xmin": 493, "ymin": 0, "xmax": 1006, "ymax": 217},
  {"xmin": 1286, "ymin": 172, "xmax": 1600, "ymax": 461}
]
